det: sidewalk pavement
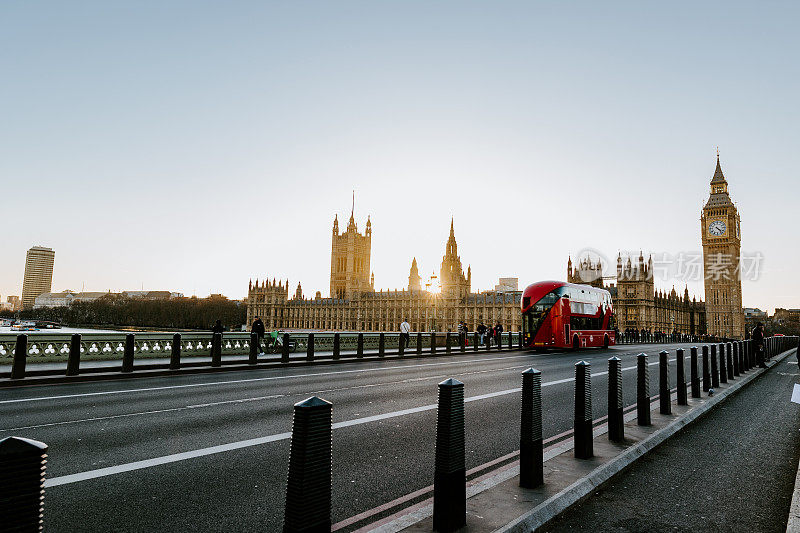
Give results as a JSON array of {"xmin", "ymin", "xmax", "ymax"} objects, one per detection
[{"xmin": 542, "ymin": 353, "xmax": 800, "ymax": 532}]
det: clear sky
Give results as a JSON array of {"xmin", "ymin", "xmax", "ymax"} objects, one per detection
[{"xmin": 1, "ymin": 1, "xmax": 797, "ymax": 313}]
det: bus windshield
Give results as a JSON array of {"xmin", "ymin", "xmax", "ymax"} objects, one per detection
[{"xmin": 525, "ymin": 290, "xmax": 560, "ymax": 338}]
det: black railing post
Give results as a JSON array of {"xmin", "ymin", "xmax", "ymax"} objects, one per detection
[
  {"xmin": 379, "ymin": 333, "xmax": 385, "ymax": 358},
  {"xmin": 249, "ymin": 332, "xmax": 259, "ymax": 365},
  {"xmin": 676, "ymin": 349, "xmax": 687, "ymax": 406},
  {"xmin": 282, "ymin": 333, "xmax": 291, "ymax": 363},
  {"xmin": 417, "ymin": 332, "xmax": 423, "ymax": 356},
  {"xmin": 357, "ymin": 333, "xmax": 364, "ymax": 359},
  {"xmin": 520, "ymin": 368, "xmax": 543, "ymax": 488},
  {"xmin": 460, "ymin": 332, "xmax": 466, "ymax": 353},
  {"xmin": 574, "ymin": 361, "xmax": 593, "ymax": 458},
  {"xmin": 123, "ymin": 333, "xmax": 135, "ymax": 372},
  {"xmin": 333, "ymin": 333, "xmax": 340, "ymax": 360},
  {"xmin": 11, "ymin": 334, "xmax": 27, "ymax": 380},
  {"xmin": 508, "ymin": 331, "xmax": 513, "ymax": 351},
  {"xmin": 0, "ymin": 436, "xmax": 48, "ymax": 531},
  {"xmin": 446, "ymin": 332, "xmax": 452, "ymax": 355},
  {"xmin": 726, "ymin": 343, "xmax": 734, "ymax": 380},
  {"xmin": 430, "ymin": 332, "xmax": 437, "ymax": 356},
  {"xmin": 702, "ymin": 346, "xmax": 710, "ymax": 393},
  {"xmin": 710, "ymin": 344, "xmax": 719, "ymax": 388},
  {"xmin": 66, "ymin": 333, "xmax": 82, "ymax": 376},
  {"xmin": 283, "ymin": 396, "xmax": 332, "ymax": 533},
  {"xmin": 473, "ymin": 332, "xmax": 479, "ymax": 353},
  {"xmin": 608, "ymin": 356, "xmax": 624, "ymax": 441},
  {"xmin": 306, "ymin": 333, "xmax": 315, "ymax": 362},
  {"xmin": 433, "ymin": 378, "xmax": 466, "ymax": 532},
  {"xmin": 659, "ymin": 351, "xmax": 671, "ymax": 415},
  {"xmin": 719, "ymin": 343, "xmax": 728, "ymax": 383},
  {"xmin": 637, "ymin": 353, "xmax": 651, "ymax": 425},
  {"xmin": 398, "ymin": 333, "xmax": 405, "ymax": 358},
  {"xmin": 170, "ymin": 333, "xmax": 181, "ymax": 370},
  {"xmin": 690, "ymin": 347, "xmax": 700, "ymax": 398}
]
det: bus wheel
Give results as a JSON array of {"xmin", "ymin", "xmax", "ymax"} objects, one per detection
[
  {"xmin": 572, "ymin": 335, "xmax": 580, "ymax": 350},
  {"xmin": 603, "ymin": 335, "xmax": 609, "ymax": 349}
]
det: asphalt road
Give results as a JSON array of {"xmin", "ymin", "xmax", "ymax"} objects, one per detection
[
  {"xmin": 543, "ymin": 351, "xmax": 800, "ymax": 532},
  {"xmin": 0, "ymin": 342, "xmax": 699, "ymax": 532}
]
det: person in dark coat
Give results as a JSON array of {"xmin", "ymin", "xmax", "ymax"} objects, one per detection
[
  {"xmin": 494, "ymin": 322, "xmax": 503, "ymax": 346},
  {"xmin": 252, "ymin": 316, "xmax": 266, "ymax": 355},
  {"xmin": 477, "ymin": 322, "xmax": 487, "ymax": 345},
  {"xmin": 212, "ymin": 320, "xmax": 224, "ymax": 334},
  {"xmin": 753, "ymin": 323, "xmax": 766, "ymax": 367}
]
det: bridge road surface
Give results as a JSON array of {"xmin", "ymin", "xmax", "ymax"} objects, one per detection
[
  {"xmin": 543, "ymin": 350, "xmax": 800, "ymax": 532},
  {"xmin": 0, "ymin": 342, "xmax": 696, "ymax": 532}
]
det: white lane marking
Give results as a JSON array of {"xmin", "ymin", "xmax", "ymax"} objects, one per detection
[
  {"xmin": 1, "ymin": 395, "xmax": 286, "ymax": 432},
  {"xmin": 4, "ymin": 364, "xmax": 535, "ymax": 432},
  {"xmin": 43, "ymin": 363, "xmax": 652, "ymax": 488},
  {"xmin": 0, "ymin": 354, "xmax": 544, "ymax": 405}
]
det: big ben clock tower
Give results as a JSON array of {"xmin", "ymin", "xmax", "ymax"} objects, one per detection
[{"xmin": 701, "ymin": 152, "xmax": 745, "ymax": 339}]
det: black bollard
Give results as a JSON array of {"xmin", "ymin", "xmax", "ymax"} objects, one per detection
[
  {"xmin": 0, "ymin": 436, "xmax": 48, "ymax": 531},
  {"xmin": 283, "ymin": 396, "xmax": 332, "ymax": 533},
  {"xmin": 730, "ymin": 342, "xmax": 739, "ymax": 376},
  {"xmin": 333, "ymin": 333, "xmax": 340, "ymax": 360},
  {"xmin": 473, "ymin": 332, "xmax": 479, "ymax": 353},
  {"xmin": 357, "ymin": 333, "xmax": 364, "ymax": 359},
  {"xmin": 574, "ymin": 361, "xmax": 593, "ymax": 458},
  {"xmin": 726, "ymin": 343, "xmax": 734, "ymax": 380},
  {"xmin": 123, "ymin": 334, "xmax": 135, "ymax": 372},
  {"xmin": 306, "ymin": 333, "xmax": 315, "ymax": 362},
  {"xmin": 718, "ymin": 343, "xmax": 728, "ymax": 384},
  {"xmin": 11, "ymin": 335, "xmax": 27, "ymax": 380},
  {"xmin": 170, "ymin": 333, "xmax": 182, "ymax": 370},
  {"xmin": 249, "ymin": 332, "xmax": 259, "ymax": 365},
  {"xmin": 417, "ymin": 333, "xmax": 423, "ymax": 356},
  {"xmin": 66, "ymin": 333, "xmax": 82, "ymax": 376},
  {"xmin": 676, "ymin": 349, "xmax": 687, "ymax": 406},
  {"xmin": 690, "ymin": 347, "xmax": 700, "ymax": 398},
  {"xmin": 431, "ymin": 332, "xmax": 437, "ymax": 356},
  {"xmin": 702, "ymin": 346, "xmax": 710, "ymax": 393},
  {"xmin": 710, "ymin": 344, "xmax": 719, "ymax": 388},
  {"xmin": 433, "ymin": 378, "xmax": 466, "ymax": 532},
  {"xmin": 282, "ymin": 333, "xmax": 291, "ymax": 363},
  {"xmin": 637, "ymin": 353, "xmax": 651, "ymax": 425},
  {"xmin": 733, "ymin": 342, "xmax": 740, "ymax": 373},
  {"xmin": 659, "ymin": 351, "xmax": 671, "ymax": 415},
  {"xmin": 520, "ymin": 368, "xmax": 544, "ymax": 488},
  {"xmin": 608, "ymin": 357, "xmax": 624, "ymax": 441},
  {"xmin": 379, "ymin": 333, "xmax": 385, "ymax": 358}
]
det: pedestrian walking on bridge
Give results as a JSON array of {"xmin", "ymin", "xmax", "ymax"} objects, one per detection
[
  {"xmin": 400, "ymin": 318, "xmax": 411, "ymax": 351},
  {"xmin": 753, "ymin": 323, "xmax": 766, "ymax": 368},
  {"xmin": 252, "ymin": 316, "xmax": 266, "ymax": 355}
]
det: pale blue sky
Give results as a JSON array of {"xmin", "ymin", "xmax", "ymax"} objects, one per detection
[{"xmin": 1, "ymin": 1, "xmax": 797, "ymax": 312}]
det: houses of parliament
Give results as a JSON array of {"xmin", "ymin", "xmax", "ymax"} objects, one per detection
[{"xmin": 247, "ymin": 155, "xmax": 746, "ymax": 338}]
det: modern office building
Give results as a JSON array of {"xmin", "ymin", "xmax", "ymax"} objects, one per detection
[{"xmin": 21, "ymin": 246, "xmax": 55, "ymax": 310}]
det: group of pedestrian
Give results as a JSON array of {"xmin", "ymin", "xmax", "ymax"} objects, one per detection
[{"xmin": 475, "ymin": 322, "xmax": 504, "ymax": 346}]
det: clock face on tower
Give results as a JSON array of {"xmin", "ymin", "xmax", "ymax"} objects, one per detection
[{"xmin": 708, "ymin": 220, "xmax": 727, "ymax": 237}]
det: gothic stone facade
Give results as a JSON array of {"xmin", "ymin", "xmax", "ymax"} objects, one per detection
[
  {"xmin": 247, "ymin": 216, "xmax": 522, "ymax": 332},
  {"xmin": 567, "ymin": 255, "xmax": 706, "ymax": 335}
]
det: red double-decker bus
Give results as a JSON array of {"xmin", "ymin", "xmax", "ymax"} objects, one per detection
[{"xmin": 521, "ymin": 281, "xmax": 615, "ymax": 349}]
